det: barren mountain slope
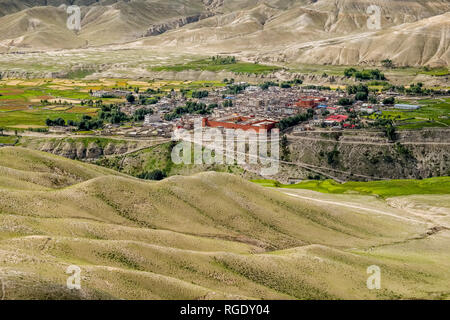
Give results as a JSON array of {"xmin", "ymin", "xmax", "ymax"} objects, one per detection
[
  {"xmin": 282, "ymin": 12, "xmax": 450, "ymax": 67},
  {"xmin": 0, "ymin": 0, "xmax": 208, "ymax": 50},
  {"xmin": 0, "ymin": 0, "xmax": 448, "ymax": 66},
  {"xmin": 134, "ymin": 0, "xmax": 450, "ymax": 66}
]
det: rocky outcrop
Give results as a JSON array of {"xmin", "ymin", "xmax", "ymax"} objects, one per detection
[
  {"xmin": 19, "ymin": 137, "xmax": 148, "ymax": 160},
  {"xmin": 144, "ymin": 13, "xmax": 214, "ymax": 37},
  {"xmin": 284, "ymin": 129, "xmax": 450, "ymax": 181}
]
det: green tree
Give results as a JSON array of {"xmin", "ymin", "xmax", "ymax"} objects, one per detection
[
  {"xmin": 337, "ymin": 98, "xmax": 353, "ymax": 106},
  {"xmin": 384, "ymin": 125, "xmax": 397, "ymax": 141},
  {"xmin": 126, "ymin": 94, "xmax": 135, "ymax": 103},
  {"xmin": 138, "ymin": 170, "xmax": 167, "ymax": 181},
  {"xmin": 355, "ymin": 91, "xmax": 368, "ymax": 101},
  {"xmin": 381, "ymin": 59, "xmax": 394, "ymax": 68},
  {"xmin": 382, "ymin": 97, "xmax": 395, "ymax": 105},
  {"xmin": 280, "ymin": 135, "xmax": 290, "ymax": 161}
]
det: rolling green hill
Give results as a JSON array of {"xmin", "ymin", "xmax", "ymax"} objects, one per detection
[{"xmin": 0, "ymin": 147, "xmax": 449, "ymax": 299}]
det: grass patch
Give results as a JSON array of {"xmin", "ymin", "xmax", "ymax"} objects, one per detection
[
  {"xmin": 367, "ymin": 97, "xmax": 450, "ymax": 129},
  {"xmin": 0, "ymin": 109, "xmax": 94, "ymax": 129},
  {"xmin": 0, "ymin": 135, "xmax": 17, "ymax": 144},
  {"xmin": 419, "ymin": 67, "xmax": 449, "ymax": 77},
  {"xmin": 65, "ymin": 69, "xmax": 96, "ymax": 79},
  {"xmin": 252, "ymin": 176, "xmax": 450, "ymax": 198},
  {"xmin": 151, "ymin": 58, "xmax": 282, "ymax": 74}
]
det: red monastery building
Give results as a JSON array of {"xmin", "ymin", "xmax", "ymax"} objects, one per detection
[{"xmin": 202, "ymin": 116, "xmax": 278, "ymax": 132}]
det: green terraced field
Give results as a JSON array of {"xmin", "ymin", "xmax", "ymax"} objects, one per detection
[
  {"xmin": 0, "ymin": 109, "xmax": 97, "ymax": 129},
  {"xmin": 369, "ymin": 98, "xmax": 450, "ymax": 129},
  {"xmin": 252, "ymin": 176, "xmax": 450, "ymax": 198}
]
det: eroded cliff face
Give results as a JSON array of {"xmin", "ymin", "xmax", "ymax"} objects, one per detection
[
  {"xmin": 16, "ymin": 129, "xmax": 450, "ymax": 182},
  {"xmin": 18, "ymin": 137, "xmax": 147, "ymax": 160},
  {"xmin": 283, "ymin": 129, "xmax": 450, "ymax": 182},
  {"xmin": 144, "ymin": 13, "xmax": 214, "ymax": 37}
]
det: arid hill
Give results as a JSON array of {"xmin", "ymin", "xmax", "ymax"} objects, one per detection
[{"xmin": 0, "ymin": 147, "xmax": 449, "ymax": 299}]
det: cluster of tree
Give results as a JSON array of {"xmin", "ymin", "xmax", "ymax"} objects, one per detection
[
  {"xmin": 191, "ymin": 90, "xmax": 209, "ymax": 99},
  {"xmin": 72, "ymin": 115, "xmax": 104, "ymax": 131},
  {"xmin": 302, "ymin": 85, "xmax": 331, "ymax": 91},
  {"xmin": 382, "ymin": 97, "xmax": 395, "ymax": 105},
  {"xmin": 347, "ymin": 83, "xmax": 370, "ymax": 101},
  {"xmin": 285, "ymin": 79, "xmax": 303, "ymax": 85},
  {"xmin": 259, "ymin": 79, "xmax": 303, "ymax": 91},
  {"xmin": 145, "ymin": 88, "xmax": 161, "ymax": 94},
  {"xmin": 337, "ymin": 98, "xmax": 354, "ymax": 106},
  {"xmin": 223, "ymin": 78, "xmax": 235, "ymax": 84},
  {"xmin": 405, "ymin": 82, "xmax": 434, "ymax": 95},
  {"xmin": 371, "ymin": 118, "xmax": 394, "ymax": 129},
  {"xmin": 225, "ymin": 84, "xmax": 249, "ymax": 95},
  {"xmin": 126, "ymin": 94, "xmax": 136, "ymax": 103},
  {"xmin": 344, "ymin": 68, "xmax": 386, "ymax": 80},
  {"xmin": 140, "ymin": 96, "xmax": 159, "ymax": 105},
  {"xmin": 47, "ymin": 115, "xmax": 104, "ymax": 131},
  {"xmin": 395, "ymin": 143, "xmax": 414, "ymax": 160},
  {"xmin": 308, "ymin": 174, "xmax": 323, "ymax": 180},
  {"xmin": 326, "ymin": 147, "xmax": 340, "ymax": 166},
  {"xmin": 278, "ymin": 109, "xmax": 314, "ymax": 131},
  {"xmin": 133, "ymin": 108, "xmax": 154, "ymax": 121},
  {"xmin": 164, "ymin": 101, "xmax": 218, "ymax": 121},
  {"xmin": 368, "ymin": 95, "xmax": 378, "ymax": 104},
  {"xmin": 384, "ymin": 125, "xmax": 397, "ymax": 141},
  {"xmin": 80, "ymin": 99, "xmax": 102, "ymax": 107},
  {"xmin": 381, "ymin": 83, "xmax": 448, "ymax": 96},
  {"xmin": 260, "ymin": 81, "xmax": 278, "ymax": 90},
  {"xmin": 137, "ymin": 169, "xmax": 167, "ymax": 181},
  {"xmin": 45, "ymin": 118, "xmax": 66, "ymax": 126},
  {"xmin": 99, "ymin": 105, "xmax": 129, "ymax": 124},
  {"xmin": 211, "ymin": 56, "xmax": 237, "ymax": 65},
  {"xmin": 280, "ymin": 135, "xmax": 290, "ymax": 161},
  {"xmin": 222, "ymin": 100, "xmax": 233, "ymax": 107},
  {"xmin": 381, "ymin": 59, "xmax": 395, "ymax": 68}
]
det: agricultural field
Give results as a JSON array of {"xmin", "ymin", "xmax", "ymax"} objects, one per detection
[
  {"xmin": 150, "ymin": 58, "xmax": 282, "ymax": 74},
  {"xmin": 0, "ymin": 79, "xmax": 102, "ymax": 129},
  {"xmin": 368, "ymin": 97, "xmax": 450, "ymax": 130},
  {"xmin": 252, "ymin": 176, "xmax": 450, "ymax": 198},
  {"xmin": 0, "ymin": 78, "xmax": 228, "ymax": 129}
]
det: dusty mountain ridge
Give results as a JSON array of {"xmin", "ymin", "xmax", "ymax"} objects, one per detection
[{"xmin": 0, "ymin": 0, "xmax": 448, "ymax": 66}]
